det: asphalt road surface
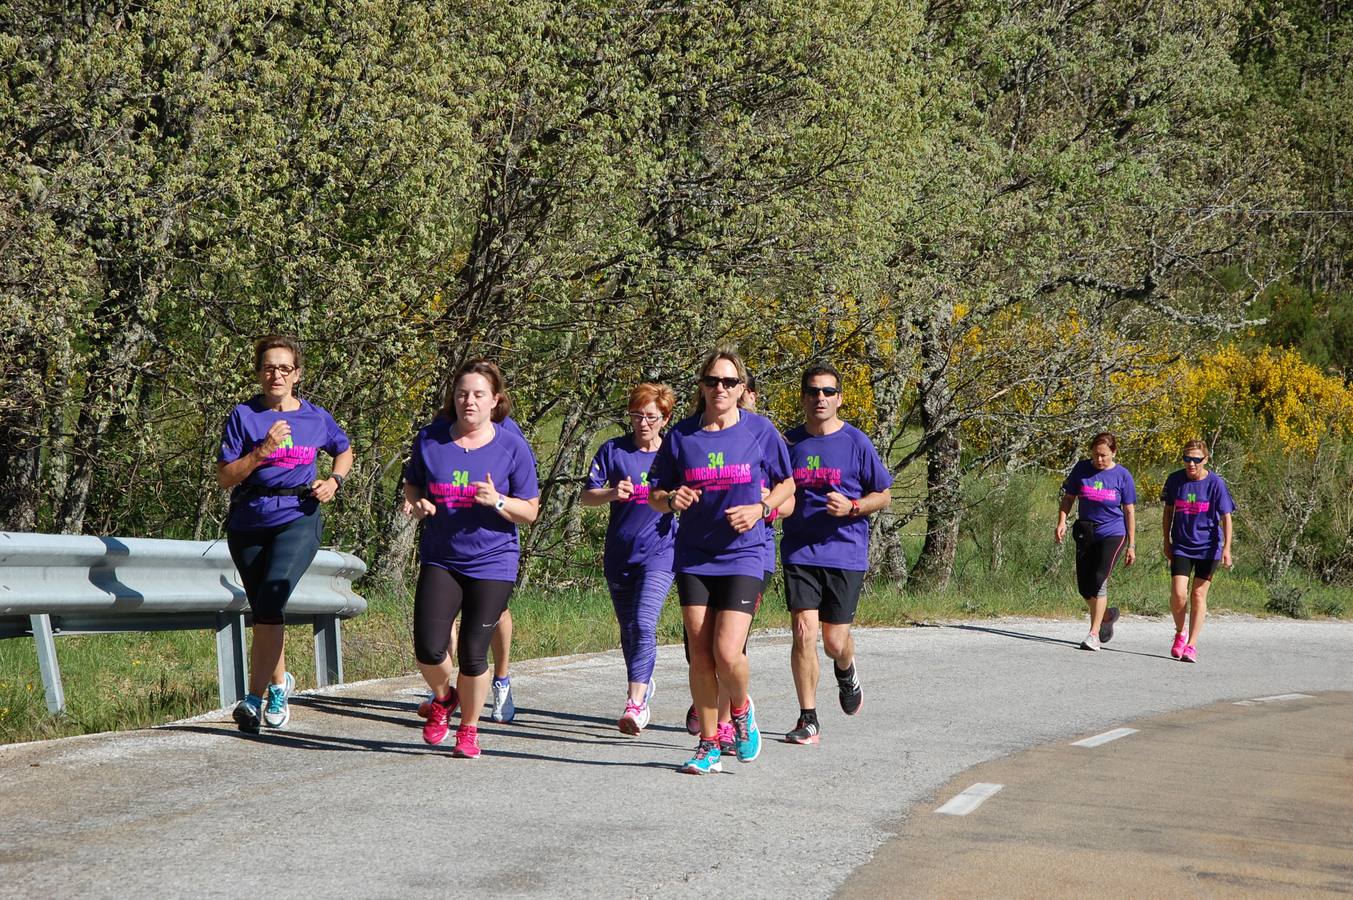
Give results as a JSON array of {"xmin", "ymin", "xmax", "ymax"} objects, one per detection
[{"xmin": 2, "ymin": 615, "xmax": 1350, "ymax": 898}]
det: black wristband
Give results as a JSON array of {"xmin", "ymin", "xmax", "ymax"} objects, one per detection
[
  {"xmin": 330, "ymin": 471, "xmax": 346, "ymax": 489},
  {"xmin": 667, "ymin": 491, "xmax": 677, "ymax": 511}
]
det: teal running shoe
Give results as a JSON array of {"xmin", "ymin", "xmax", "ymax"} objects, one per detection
[
  {"xmin": 679, "ymin": 739, "xmax": 722, "ymax": 775},
  {"xmin": 263, "ymin": 671, "xmax": 294, "ymax": 729},
  {"xmin": 731, "ymin": 697, "xmax": 761, "ymax": 762}
]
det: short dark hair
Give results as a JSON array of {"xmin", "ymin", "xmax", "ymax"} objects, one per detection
[
  {"xmin": 440, "ymin": 358, "xmax": 513, "ymax": 422},
  {"xmin": 800, "ymin": 363, "xmax": 841, "ymax": 393},
  {"xmin": 1090, "ymin": 431, "xmax": 1117, "ymax": 453},
  {"xmin": 253, "ymin": 335, "xmax": 303, "ymax": 373}
]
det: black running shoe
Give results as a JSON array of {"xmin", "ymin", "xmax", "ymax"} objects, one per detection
[
  {"xmin": 785, "ymin": 717, "xmax": 820, "ymax": 745},
  {"xmin": 836, "ymin": 663, "xmax": 863, "ymax": 716},
  {"xmin": 232, "ymin": 698, "xmax": 261, "ymax": 734},
  {"xmin": 1099, "ymin": 607, "xmax": 1120, "ymax": 644}
]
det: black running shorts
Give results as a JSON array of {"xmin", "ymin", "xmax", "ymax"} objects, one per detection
[{"xmin": 783, "ymin": 563, "xmax": 865, "ymax": 625}]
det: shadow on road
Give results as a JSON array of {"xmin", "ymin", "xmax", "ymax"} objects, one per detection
[{"xmin": 947, "ymin": 624, "xmax": 1174, "ymax": 661}]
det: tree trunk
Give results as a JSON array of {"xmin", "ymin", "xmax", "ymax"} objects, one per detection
[
  {"xmin": 0, "ymin": 354, "xmax": 43, "ymax": 532},
  {"xmin": 910, "ymin": 313, "xmax": 961, "ymax": 589}
]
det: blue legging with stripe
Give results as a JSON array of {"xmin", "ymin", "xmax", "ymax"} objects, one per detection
[{"xmin": 608, "ymin": 566, "xmax": 675, "ymax": 685}]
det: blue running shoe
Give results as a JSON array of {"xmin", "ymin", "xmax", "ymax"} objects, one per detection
[
  {"xmin": 679, "ymin": 739, "xmax": 722, "ymax": 775},
  {"xmin": 643, "ymin": 677, "xmax": 656, "ymax": 706},
  {"xmin": 232, "ymin": 695, "xmax": 262, "ymax": 734},
  {"xmin": 263, "ymin": 671, "xmax": 294, "ymax": 729},
  {"xmin": 491, "ymin": 677, "xmax": 515, "ymax": 723},
  {"xmin": 731, "ymin": 697, "xmax": 761, "ymax": 762}
]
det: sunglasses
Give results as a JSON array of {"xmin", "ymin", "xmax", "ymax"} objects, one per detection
[
  {"xmin": 700, "ymin": 375, "xmax": 743, "ymax": 390},
  {"xmin": 1182, "ymin": 456, "xmax": 1205, "ymax": 464},
  {"xmin": 803, "ymin": 386, "xmax": 840, "ymax": 398}
]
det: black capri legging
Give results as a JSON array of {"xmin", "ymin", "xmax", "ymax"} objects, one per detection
[
  {"xmin": 413, "ymin": 564, "xmax": 513, "ymax": 676},
  {"xmin": 227, "ymin": 511, "xmax": 322, "ymax": 625},
  {"xmin": 1075, "ymin": 534, "xmax": 1126, "ymax": 600}
]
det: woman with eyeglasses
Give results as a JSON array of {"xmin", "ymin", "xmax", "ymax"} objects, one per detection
[
  {"xmin": 217, "ymin": 335, "xmax": 353, "ymax": 734},
  {"xmin": 650, "ymin": 349, "xmax": 795, "ymax": 775},
  {"xmin": 581, "ymin": 383, "xmax": 678, "ymax": 736},
  {"xmin": 1161, "ymin": 439, "xmax": 1234, "ymax": 663},
  {"xmin": 402, "ymin": 359, "xmax": 540, "ymax": 758},
  {"xmin": 1053, "ymin": 432, "xmax": 1137, "ymax": 652}
]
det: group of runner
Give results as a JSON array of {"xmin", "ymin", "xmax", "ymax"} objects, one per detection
[{"xmin": 217, "ymin": 336, "xmax": 1236, "ymax": 771}]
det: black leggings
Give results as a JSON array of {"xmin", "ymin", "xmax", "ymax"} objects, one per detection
[
  {"xmin": 227, "ymin": 511, "xmax": 322, "ymax": 625},
  {"xmin": 1075, "ymin": 534, "xmax": 1126, "ymax": 600},
  {"xmin": 413, "ymin": 565, "xmax": 513, "ymax": 676}
]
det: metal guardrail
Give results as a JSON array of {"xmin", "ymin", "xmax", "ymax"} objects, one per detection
[{"xmin": 0, "ymin": 531, "xmax": 368, "ymax": 714}]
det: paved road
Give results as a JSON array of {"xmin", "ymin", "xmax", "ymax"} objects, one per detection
[{"xmin": 2, "ymin": 616, "xmax": 1351, "ymax": 899}]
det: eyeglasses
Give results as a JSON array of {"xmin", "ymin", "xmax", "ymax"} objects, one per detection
[
  {"xmin": 629, "ymin": 413, "xmax": 663, "ymax": 424},
  {"xmin": 1182, "ymin": 455, "xmax": 1205, "ymax": 464},
  {"xmin": 260, "ymin": 365, "xmax": 297, "ymax": 376},
  {"xmin": 700, "ymin": 376, "xmax": 743, "ymax": 390},
  {"xmin": 803, "ymin": 386, "xmax": 840, "ymax": 398}
]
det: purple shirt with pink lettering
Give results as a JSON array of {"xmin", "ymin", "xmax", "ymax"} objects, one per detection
[
  {"xmin": 781, "ymin": 423, "xmax": 893, "ymax": 571},
  {"xmin": 1061, "ymin": 460, "xmax": 1137, "ymax": 539},
  {"xmin": 586, "ymin": 436, "xmax": 676, "ymax": 579},
  {"xmin": 650, "ymin": 410, "xmax": 792, "ymax": 578},
  {"xmin": 404, "ymin": 417, "xmax": 540, "ymax": 580},
  {"xmin": 219, "ymin": 396, "xmax": 350, "ymax": 531},
  {"xmin": 1162, "ymin": 469, "xmax": 1234, "ymax": 559}
]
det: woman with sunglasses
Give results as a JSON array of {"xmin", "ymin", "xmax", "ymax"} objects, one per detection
[
  {"xmin": 1161, "ymin": 440, "xmax": 1234, "ymax": 663},
  {"xmin": 218, "ymin": 335, "xmax": 353, "ymax": 734},
  {"xmin": 403, "ymin": 359, "xmax": 540, "ymax": 758},
  {"xmin": 581, "ymin": 383, "xmax": 678, "ymax": 736},
  {"xmin": 1054, "ymin": 432, "xmax": 1137, "ymax": 651},
  {"xmin": 650, "ymin": 349, "xmax": 795, "ymax": 774}
]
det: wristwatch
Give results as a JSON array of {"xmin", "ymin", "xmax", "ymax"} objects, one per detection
[
  {"xmin": 494, "ymin": 495, "xmax": 507, "ymax": 512},
  {"xmin": 760, "ymin": 500, "xmax": 772, "ymax": 519},
  {"xmin": 849, "ymin": 498, "xmax": 861, "ymax": 517}
]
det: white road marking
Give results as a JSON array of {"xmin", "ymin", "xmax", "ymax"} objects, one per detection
[
  {"xmin": 1234, "ymin": 693, "xmax": 1313, "ymax": 706},
  {"xmin": 935, "ymin": 782, "xmax": 1003, "ymax": 816},
  {"xmin": 1071, "ymin": 727, "xmax": 1139, "ymax": 747}
]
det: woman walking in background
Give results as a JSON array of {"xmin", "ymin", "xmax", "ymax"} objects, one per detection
[
  {"xmin": 1054, "ymin": 432, "xmax": 1137, "ymax": 651},
  {"xmin": 650, "ymin": 349, "xmax": 794, "ymax": 774},
  {"xmin": 218, "ymin": 335, "xmax": 353, "ymax": 734},
  {"xmin": 581, "ymin": 383, "xmax": 678, "ymax": 736},
  {"xmin": 403, "ymin": 360, "xmax": 539, "ymax": 758},
  {"xmin": 1161, "ymin": 440, "xmax": 1235, "ymax": 663}
]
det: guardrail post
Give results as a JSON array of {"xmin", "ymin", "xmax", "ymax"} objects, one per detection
[
  {"xmin": 215, "ymin": 612, "xmax": 248, "ymax": 708},
  {"xmin": 313, "ymin": 615, "xmax": 343, "ymax": 687},
  {"xmin": 30, "ymin": 615, "xmax": 65, "ymax": 714}
]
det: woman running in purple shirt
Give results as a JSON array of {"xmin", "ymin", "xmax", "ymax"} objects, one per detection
[
  {"xmin": 581, "ymin": 383, "xmax": 678, "ymax": 736},
  {"xmin": 402, "ymin": 360, "xmax": 540, "ymax": 758},
  {"xmin": 1054, "ymin": 432, "xmax": 1137, "ymax": 651},
  {"xmin": 218, "ymin": 335, "xmax": 353, "ymax": 734},
  {"xmin": 650, "ymin": 349, "xmax": 795, "ymax": 774},
  {"xmin": 1161, "ymin": 439, "xmax": 1235, "ymax": 663}
]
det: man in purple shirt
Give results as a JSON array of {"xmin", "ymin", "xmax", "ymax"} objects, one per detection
[{"xmin": 780, "ymin": 364, "xmax": 893, "ymax": 745}]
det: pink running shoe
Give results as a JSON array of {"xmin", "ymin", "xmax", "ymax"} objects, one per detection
[
  {"xmin": 452, "ymin": 725, "xmax": 481, "ymax": 759},
  {"xmin": 716, "ymin": 720, "xmax": 736, "ymax": 756},
  {"xmin": 422, "ymin": 694, "xmax": 455, "ymax": 745},
  {"xmin": 1181, "ymin": 645, "xmax": 1198, "ymax": 664},
  {"xmin": 618, "ymin": 700, "xmax": 650, "ymax": 736},
  {"xmin": 1170, "ymin": 632, "xmax": 1188, "ymax": 660},
  {"xmin": 417, "ymin": 686, "xmax": 459, "ymax": 719}
]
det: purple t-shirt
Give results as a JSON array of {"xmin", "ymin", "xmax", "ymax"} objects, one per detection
[
  {"xmin": 1162, "ymin": 469, "xmax": 1235, "ymax": 559},
  {"xmin": 1061, "ymin": 460, "xmax": 1137, "ymax": 539},
  {"xmin": 219, "ymin": 396, "xmax": 351, "ymax": 531},
  {"xmin": 404, "ymin": 417, "xmax": 540, "ymax": 580},
  {"xmin": 650, "ymin": 410, "xmax": 792, "ymax": 578},
  {"xmin": 585, "ymin": 436, "xmax": 676, "ymax": 578},
  {"xmin": 781, "ymin": 423, "xmax": 894, "ymax": 571},
  {"xmin": 761, "ymin": 478, "xmax": 777, "ymax": 578}
]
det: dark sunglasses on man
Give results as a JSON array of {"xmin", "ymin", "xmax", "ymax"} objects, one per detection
[
  {"xmin": 700, "ymin": 375, "xmax": 743, "ymax": 390},
  {"xmin": 803, "ymin": 386, "xmax": 840, "ymax": 398}
]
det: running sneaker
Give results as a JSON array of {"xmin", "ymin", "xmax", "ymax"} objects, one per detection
[
  {"xmin": 685, "ymin": 703, "xmax": 700, "ymax": 736},
  {"xmin": 716, "ymin": 720, "xmax": 736, "ymax": 756},
  {"xmin": 490, "ymin": 677, "xmax": 515, "ymax": 723},
  {"xmin": 643, "ymin": 677, "xmax": 656, "ymax": 705},
  {"xmin": 452, "ymin": 725, "xmax": 481, "ymax": 759},
  {"xmin": 1181, "ymin": 645, "xmax": 1198, "ymax": 663},
  {"xmin": 417, "ymin": 687, "xmax": 460, "ymax": 719},
  {"xmin": 262, "ymin": 671, "xmax": 295, "ymax": 729},
  {"xmin": 785, "ymin": 717, "xmax": 820, "ymax": 745},
  {"xmin": 837, "ymin": 662, "xmax": 863, "ymax": 715},
  {"xmin": 1170, "ymin": 632, "xmax": 1189, "ymax": 659},
  {"xmin": 1099, "ymin": 607, "xmax": 1120, "ymax": 644},
  {"xmin": 423, "ymin": 694, "xmax": 455, "ymax": 745},
  {"xmin": 232, "ymin": 696, "xmax": 262, "ymax": 735},
  {"xmin": 618, "ymin": 700, "xmax": 651, "ymax": 736},
  {"xmin": 679, "ymin": 739, "xmax": 722, "ymax": 775},
  {"xmin": 730, "ymin": 698, "xmax": 761, "ymax": 763},
  {"xmin": 1081, "ymin": 632, "xmax": 1101, "ymax": 651}
]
